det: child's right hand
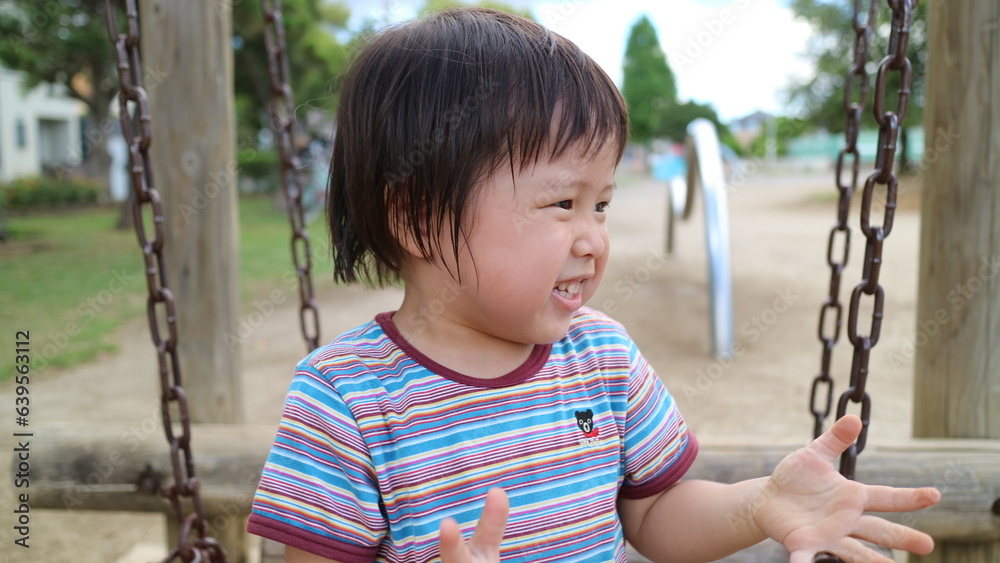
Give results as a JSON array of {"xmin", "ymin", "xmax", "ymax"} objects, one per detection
[{"xmin": 439, "ymin": 488, "xmax": 510, "ymax": 563}]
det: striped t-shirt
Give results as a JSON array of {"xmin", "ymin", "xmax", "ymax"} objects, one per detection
[{"xmin": 248, "ymin": 307, "xmax": 698, "ymax": 562}]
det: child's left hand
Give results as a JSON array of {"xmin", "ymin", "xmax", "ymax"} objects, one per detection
[
  {"xmin": 751, "ymin": 415, "xmax": 941, "ymax": 562},
  {"xmin": 438, "ymin": 487, "xmax": 509, "ymax": 563}
]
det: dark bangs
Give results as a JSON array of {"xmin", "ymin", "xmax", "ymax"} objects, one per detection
[{"xmin": 328, "ymin": 7, "xmax": 629, "ymax": 286}]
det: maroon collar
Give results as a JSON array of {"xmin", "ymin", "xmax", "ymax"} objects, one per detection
[{"xmin": 375, "ymin": 312, "xmax": 552, "ymax": 388}]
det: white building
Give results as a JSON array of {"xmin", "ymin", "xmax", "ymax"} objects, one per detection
[{"xmin": 0, "ymin": 66, "xmax": 86, "ymax": 183}]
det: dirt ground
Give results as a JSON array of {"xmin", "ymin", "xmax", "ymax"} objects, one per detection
[{"xmin": 1, "ymin": 169, "xmax": 926, "ymax": 562}]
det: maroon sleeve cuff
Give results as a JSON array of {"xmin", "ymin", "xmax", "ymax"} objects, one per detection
[
  {"xmin": 619, "ymin": 433, "xmax": 699, "ymax": 500},
  {"xmin": 247, "ymin": 513, "xmax": 378, "ymax": 563}
]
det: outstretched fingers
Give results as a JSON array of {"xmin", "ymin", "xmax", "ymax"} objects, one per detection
[
  {"xmin": 863, "ymin": 484, "xmax": 941, "ymax": 513},
  {"xmin": 438, "ymin": 488, "xmax": 510, "ymax": 563},
  {"xmin": 439, "ymin": 517, "xmax": 466, "ymax": 561},
  {"xmin": 854, "ymin": 483, "xmax": 940, "ymax": 555},
  {"xmin": 852, "ymin": 515, "xmax": 935, "ymax": 556},
  {"xmin": 468, "ymin": 488, "xmax": 510, "ymax": 555},
  {"xmin": 808, "ymin": 415, "xmax": 863, "ymax": 463}
]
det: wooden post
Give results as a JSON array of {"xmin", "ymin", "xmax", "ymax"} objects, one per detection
[
  {"xmin": 139, "ymin": 0, "xmax": 244, "ymax": 559},
  {"xmin": 913, "ymin": 1, "xmax": 1000, "ymax": 561},
  {"xmin": 139, "ymin": 0, "xmax": 243, "ymax": 423}
]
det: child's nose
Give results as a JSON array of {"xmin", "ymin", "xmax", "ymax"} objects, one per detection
[{"xmin": 571, "ymin": 220, "xmax": 606, "ymax": 258}]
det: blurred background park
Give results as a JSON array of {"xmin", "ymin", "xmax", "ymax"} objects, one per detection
[
  {"xmin": 4, "ymin": 1, "xmax": 999, "ymax": 563},
  {"xmin": 0, "ymin": 0, "xmax": 929, "ymax": 381}
]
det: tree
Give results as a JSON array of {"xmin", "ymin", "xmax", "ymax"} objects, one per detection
[
  {"xmin": 0, "ymin": 1, "xmax": 352, "ymax": 194},
  {"xmin": 786, "ymin": 0, "xmax": 927, "ymax": 171},
  {"xmin": 620, "ymin": 15, "xmax": 737, "ymax": 156},
  {"xmin": 747, "ymin": 116, "xmax": 810, "ymax": 158},
  {"xmin": 621, "ymin": 15, "xmax": 678, "ymax": 145},
  {"xmin": 0, "ymin": 1, "xmax": 121, "ymax": 186},
  {"xmin": 231, "ymin": 0, "xmax": 351, "ymax": 146}
]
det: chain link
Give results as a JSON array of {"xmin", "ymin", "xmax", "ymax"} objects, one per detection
[
  {"xmin": 105, "ymin": 1, "xmax": 226, "ymax": 561},
  {"xmin": 832, "ymin": 0, "xmax": 915, "ymax": 480},
  {"xmin": 260, "ymin": 0, "xmax": 321, "ymax": 352},
  {"xmin": 810, "ymin": 3, "xmax": 917, "ymax": 559},
  {"xmin": 810, "ymin": 0, "xmax": 876, "ymax": 440}
]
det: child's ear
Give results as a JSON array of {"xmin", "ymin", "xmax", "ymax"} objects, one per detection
[{"xmin": 386, "ymin": 183, "xmax": 427, "ymax": 259}]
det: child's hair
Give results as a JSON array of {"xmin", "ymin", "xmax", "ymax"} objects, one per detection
[{"xmin": 328, "ymin": 7, "xmax": 628, "ymax": 286}]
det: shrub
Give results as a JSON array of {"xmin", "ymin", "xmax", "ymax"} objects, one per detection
[
  {"xmin": 238, "ymin": 148, "xmax": 280, "ymax": 192},
  {"xmin": 1, "ymin": 175, "xmax": 101, "ymax": 210}
]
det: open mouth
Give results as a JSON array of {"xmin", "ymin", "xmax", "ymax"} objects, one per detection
[{"xmin": 553, "ymin": 280, "xmax": 582, "ymax": 299}]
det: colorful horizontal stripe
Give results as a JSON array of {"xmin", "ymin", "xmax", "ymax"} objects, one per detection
[{"xmin": 248, "ymin": 307, "xmax": 697, "ymax": 562}]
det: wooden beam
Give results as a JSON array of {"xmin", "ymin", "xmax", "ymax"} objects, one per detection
[
  {"xmin": 22, "ymin": 426, "xmax": 1000, "ymax": 543},
  {"xmin": 689, "ymin": 440, "xmax": 1000, "ymax": 543}
]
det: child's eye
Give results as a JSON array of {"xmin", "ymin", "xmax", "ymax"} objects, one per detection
[
  {"xmin": 552, "ymin": 200, "xmax": 573, "ymax": 210},
  {"xmin": 595, "ymin": 202, "xmax": 610, "ymax": 213}
]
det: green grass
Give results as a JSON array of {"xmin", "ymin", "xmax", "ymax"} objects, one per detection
[{"xmin": 0, "ymin": 196, "xmax": 336, "ymax": 381}]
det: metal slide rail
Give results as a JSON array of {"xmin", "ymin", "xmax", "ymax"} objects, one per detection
[{"xmin": 665, "ymin": 118, "xmax": 734, "ymax": 359}]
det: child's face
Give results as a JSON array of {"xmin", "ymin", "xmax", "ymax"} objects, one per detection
[{"xmin": 414, "ymin": 141, "xmax": 617, "ymax": 346}]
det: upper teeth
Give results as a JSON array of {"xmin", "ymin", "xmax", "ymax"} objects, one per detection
[{"xmin": 556, "ymin": 281, "xmax": 581, "ymax": 295}]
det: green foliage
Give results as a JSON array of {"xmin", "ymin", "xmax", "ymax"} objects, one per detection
[
  {"xmin": 237, "ymin": 148, "xmax": 280, "ymax": 182},
  {"xmin": 621, "ymin": 15, "xmax": 679, "ymax": 145},
  {"xmin": 0, "ymin": 207, "xmax": 145, "ymax": 379},
  {"xmin": 786, "ymin": 0, "xmax": 927, "ymax": 134},
  {"xmin": 0, "ymin": 195, "xmax": 336, "ymax": 381},
  {"xmin": 746, "ymin": 116, "xmax": 811, "ymax": 158},
  {"xmin": 0, "ymin": 1, "xmax": 353, "ymax": 172},
  {"xmin": 232, "ymin": 0, "xmax": 352, "ymax": 144},
  {"xmin": 0, "ymin": 0, "xmax": 121, "ymax": 186},
  {"xmin": 2, "ymin": 176, "xmax": 101, "ymax": 210},
  {"xmin": 0, "ymin": 1, "xmax": 116, "ymax": 117},
  {"xmin": 621, "ymin": 15, "xmax": 737, "ymax": 152},
  {"xmin": 661, "ymin": 101, "xmax": 727, "ymax": 143}
]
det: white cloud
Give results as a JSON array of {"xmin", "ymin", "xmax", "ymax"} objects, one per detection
[
  {"xmin": 537, "ymin": 0, "xmax": 814, "ymax": 120},
  {"xmin": 340, "ymin": 0, "xmax": 816, "ymax": 122}
]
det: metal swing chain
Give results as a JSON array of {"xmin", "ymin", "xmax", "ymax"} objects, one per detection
[
  {"xmin": 810, "ymin": 0, "xmax": 879, "ymax": 442},
  {"xmin": 810, "ymin": 0, "xmax": 916, "ymax": 478},
  {"xmin": 260, "ymin": 0, "xmax": 322, "ymax": 353},
  {"xmin": 834, "ymin": 0, "xmax": 916, "ymax": 480},
  {"xmin": 811, "ymin": 3, "xmax": 916, "ymax": 561},
  {"xmin": 104, "ymin": 1, "xmax": 226, "ymax": 561}
]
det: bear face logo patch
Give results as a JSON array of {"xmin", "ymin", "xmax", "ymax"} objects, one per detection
[{"xmin": 574, "ymin": 409, "xmax": 601, "ymax": 446}]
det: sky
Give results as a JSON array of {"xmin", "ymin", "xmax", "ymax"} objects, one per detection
[{"xmin": 340, "ymin": 0, "xmax": 816, "ymax": 122}]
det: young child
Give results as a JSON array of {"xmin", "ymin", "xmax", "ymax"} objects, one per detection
[{"xmin": 248, "ymin": 7, "xmax": 940, "ymax": 563}]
